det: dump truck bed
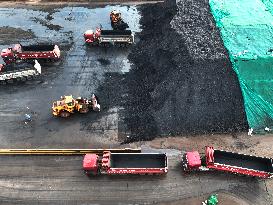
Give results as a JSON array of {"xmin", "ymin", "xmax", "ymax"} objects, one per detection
[
  {"xmin": 110, "ymin": 153, "xmax": 166, "ymax": 168},
  {"xmin": 21, "ymin": 45, "xmax": 55, "ymax": 52},
  {"xmin": 99, "ymin": 30, "xmax": 134, "ymax": 44},
  {"xmin": 2, "ymin": 62, "xmax": 34, "ymax": 72},
  {"xmin": 213, "ymin": 150, "xmax": 273, "ymax": 172},
  {"xmin": 0, "ymin": 61, "xmax": 40, "ymax": 83},
  {"xmin": 101, "ymin": 30, "xmax": 132, "ymax": 36}
]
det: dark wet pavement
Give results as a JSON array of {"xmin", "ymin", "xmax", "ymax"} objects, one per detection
[
  {"xmin": 0, "ymin": 2, "xmax": 270, "ymax": 205},
  {"xmin": 0, "ymin": 1, "xmax": 248, "ymax": 147},
  {"xmin": 0, "ymin": 5, "xmax": 140, "ymax": 148}
]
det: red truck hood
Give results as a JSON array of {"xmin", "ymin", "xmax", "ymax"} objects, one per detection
[
  {"xmin": 83, "ymin": 154, "xmax": 98, "ymax": 171},
  {"xmin": 1, "ymin": 48, "xmax": 12, "ymax": 58}
]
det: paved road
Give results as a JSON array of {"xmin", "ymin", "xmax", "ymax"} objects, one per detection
[{"xmin": 0, "ymin": 153, "xmax": 270, "ymax": 205}]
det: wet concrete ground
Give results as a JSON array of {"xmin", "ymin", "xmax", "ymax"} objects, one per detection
[
  {"xmin": 0, "ymin": 5, "xmax": 140, "ymax": 148},
  {"xmin": 0, "ymin": 1, "xmax": 271, "ymax": 205}
]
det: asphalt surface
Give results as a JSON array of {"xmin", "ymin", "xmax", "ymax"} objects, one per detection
[
  {"xmin": 0, "ymin": 153, "xmax": 270, "ymax": 205},
  {"xmin": 0, "ymin": 1, "xmax": 271, "ymax": 205}
]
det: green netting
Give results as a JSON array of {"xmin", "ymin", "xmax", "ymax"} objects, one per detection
[
  {"xmin": 209, "ymin": 0, "xmax": 273, "ymax": 132},
  {"xmin": 207, "ymin": 194, "xmax": 218, "ymax": 205},
  {"xmin": 261, "ymin": 0, "xmax": 273, "ymax": 15}
]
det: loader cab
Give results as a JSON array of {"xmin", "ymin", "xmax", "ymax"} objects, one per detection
[
  {"xmin": 110, "ymin": 10, "xmax": 121, "ymax": 23},
  {"xmin": 83, "ymin": 154, "xmax": 99, "ymax": 175},
  {"xmin": 52, "ymin": 95, "xmax": 75, "ymax": 117},
  {"xmin": 63, "ymin": 95, "xmax": 75, "ymax": 107}
]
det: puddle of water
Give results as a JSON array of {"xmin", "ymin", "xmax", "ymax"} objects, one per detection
[
  {"xmin": 51, "ymin": 6, "xmax": 141, "ymax": 35},
  {"xmin": 0, "ymin": 6, "xmax": 141, "ymax": 45},
  {"xmin": 0, "ymin": 44, "xmax": 8, "ymax": 64},
  {"xmin": 0, "ymin": 8, "xmax": 54, "ymax": 44},
  {"xmin": 0, "ymin": 5, "xmax": 141, "ymax": 95},
  {"xmin": 121, "ymin": 58, "xmax": 132, "ymax": 73}
]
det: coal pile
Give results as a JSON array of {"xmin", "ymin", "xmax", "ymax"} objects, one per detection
[{"xmin": 98, "ymin": 0, "xmax": 248, "ymax": 142}]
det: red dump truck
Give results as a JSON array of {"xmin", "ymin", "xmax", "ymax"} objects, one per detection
[
  {"xmin": 182, "ymin": 146, "xmax": 273, "ymax": 178},
  {"xmin": 83, "ymin": 151, "xmax": 168, "ymax": 175},
  {"xmin": 84, "ymin": 28, "xmax": 134, "ymax": 47},
  {"xmin": 1, "ymin": 44, "xmax": 61, "ymax": 64}
]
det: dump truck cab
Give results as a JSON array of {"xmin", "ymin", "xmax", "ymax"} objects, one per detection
[
  {"xmin": 182, "ymin": 151, "xmax": 202, "ymax": 171},
  {"xmin": 83, "ymin": 154, "xmax": 100, "ymax": 175},
  {"xmin": 84, "ymin": 28, "xmax": 101, "ymax": 44},
  {"xmin": 1, "ymin": 48, "xmax": 15, "ymax": 64},
  {"xmin": 84, "ymin": 30, "xmax": 95, "ymax": 43},
  {"xmin": 83, "ymin": 152, "xmax": 168, "ymax": 176}
]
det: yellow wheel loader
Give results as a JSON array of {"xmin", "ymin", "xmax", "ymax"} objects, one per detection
[{"xmin": 52, "ymin": 94, "xmax": 100, "ymax": 118}]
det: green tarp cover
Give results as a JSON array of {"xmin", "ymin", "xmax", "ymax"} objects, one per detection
[{"xmin": 209, "ymin": 0, "xmax": 273, "ymax": 131}]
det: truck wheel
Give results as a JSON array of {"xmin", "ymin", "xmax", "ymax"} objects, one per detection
[
  {"xmin": 7, "ymin": 79, "xmax": 14, "ymax": 84},
  {"xmin": 60, "ymin": 111, "xmax": 71, "ymax": 118},
  {"xmin": 92, "ymin": 42, "xmax": 98, "ymax": 46},
  {"xmin": 79, "ymin": 107, "xmax": 89, "ymax": 114},
  {"xmin": 27, "ymin": 76, "xmax": 32, "ymax": 80},
  {"xmin": 20, "ymin": 77, "xmax": 27, "ymax": 82},
  {"xmin": 103, "ymin": 43, "xmax": 110, "ymax": 48}
]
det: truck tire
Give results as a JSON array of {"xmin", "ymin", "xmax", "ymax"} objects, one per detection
[
  {"xmin": 20, "ymin": 77, "xmax": 27, "ymax": 82},
  {"xmin": 7, "ymin": 79, "xmax": 14, "ymax": 84},
  {"xmin": 90, "ymin": 42, "xmax": 98, "ymax": 46},
  {"xmin": 60, "ymin": 111, "xmax": 71, "ymax": 118},
  {"xmin": 27, "ymin": 76, "xmax": 32, "ymax": 80}
]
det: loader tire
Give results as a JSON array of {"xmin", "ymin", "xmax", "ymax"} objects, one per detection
[
  {"xmin": 79, "ymin": 107, "xmax": 89, "ymax": 114},
  {"xmin": 60, "ymin": 111, "xmax": 71, "ymax": 118},
  {"xmin": 20, "ymin": 77, "xmax": 27, "ymax": 82}
]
